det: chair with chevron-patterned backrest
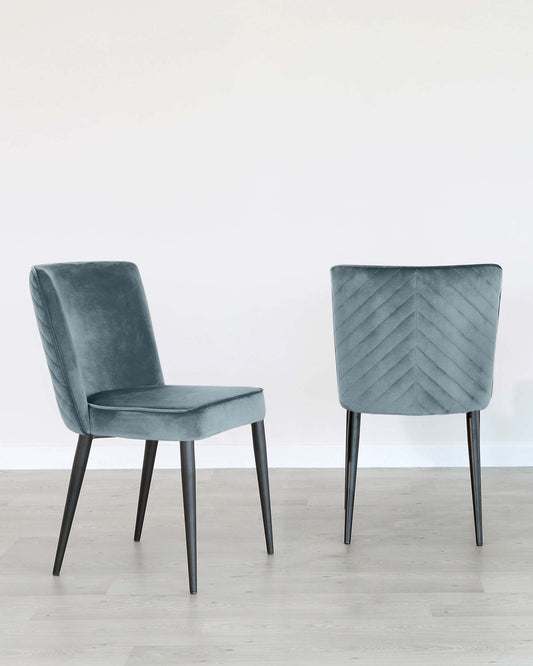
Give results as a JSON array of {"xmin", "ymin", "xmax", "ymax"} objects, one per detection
[{"xmin": 330, "ymin": 264, "xmax": 502, "ymax": 546}]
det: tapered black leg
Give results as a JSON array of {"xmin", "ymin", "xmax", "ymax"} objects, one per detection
[
  {"xmin": 251, "ymin": 420, "xmax": 274, "ymax": 555},
  {"xmin": 467, "ymin": 411, "xmax": 483, "ymax": 546},
  {"xmin": 53, "ymin": 434, "xmax": 93, "ymax": 575},
  {"xmin": 344, "ymin": 410, "xmax": 350, "ymax": 510},
  {"xmin": 344, "ymin": 411, "xmax": 361, "ymax": 545},
  {"xmin": 180, "ymin": 441, "xmax": 197, "ymax": 594},
  {"xmin": 134, "ymin": 440, "xmax": 158, "ymax": 542}
]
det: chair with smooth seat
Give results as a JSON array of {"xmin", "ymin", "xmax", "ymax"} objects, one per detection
[
  {"xmin": 30, "ymin": 261, "xmax": 273, "ymax": 594},
  {"xmin": 331, "ymin": 264, "xmax": 502, "ymax": 546}
]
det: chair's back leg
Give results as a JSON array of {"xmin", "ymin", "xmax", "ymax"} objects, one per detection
[
  {"xmin": 467, "ymin": 411, "xmax": 483, "ymax": 546},
  {"xmin": 134, "ymin": 440, "xmax": 158, "ymax": 541},
  {"xmin": 53, "ymin": 434, "xmax": 93, "ymax": 575},
  {"xmin": 180, "ymin": 441, "xmax": 197, "ymax": 594},
  {"xmin": 344, "ymin": 410, "xmax": 351, "ymax": 510},
  {"xmin": 344, "ymin": 411, "xmax": 361, "ymax": 545},
  {"xmin": 251, "ymin": 420, "xmax": 274, "ymax": 555}
]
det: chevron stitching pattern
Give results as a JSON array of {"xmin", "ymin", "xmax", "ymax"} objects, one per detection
[
  {"xmin": 331, "ymin": 265, "xmax": 501, "ymax": 415},
  {"xmin": 30, "ymin": 270, "xmax": 83, "ymax": 432}
]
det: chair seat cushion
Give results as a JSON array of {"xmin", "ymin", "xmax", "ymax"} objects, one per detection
[{"xmin": 88, "ymin": 385, "xmax": 265, "ymax": 441}]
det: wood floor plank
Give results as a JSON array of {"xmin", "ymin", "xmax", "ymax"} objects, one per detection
[{"xmin": 0, "ymin": 647, "xmax": 130, "ymax": 666}]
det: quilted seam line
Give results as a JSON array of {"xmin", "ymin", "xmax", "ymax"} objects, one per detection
[
  {"xmin": 414, "ymin": 268, "xmax": 419, "ymax": 412},
  {"xmin": 340, "ymin": 324, "xmax": 413, "ymax": 386},
  {"xmin": 470, "ymin": 265, "xmax": 502, "ymax": 296},
  {"xmin": 450, "ymin": 266, "xmax": 499, "ymax": 311},
  {"xmin": 32, "ymin": 300, "xmax": 77, "ymax": 419},
  {"xmin": 417, "ymin": 289, "xmax": 494, "ymax": 359},
  {"xmin": 340, "ymin": 328, "xmax": 414, "ymax": 383},
  {"xmin": 333, "ymin": 273, "xmax": 374, "ymax": 313},
  {"xmin": 334, "ymin": 268, "xmax": 404, "ymax": 331},
  {"xmin": 335, "ymin": 280, "xmax": 415, "ymax": 350},
  {"xmin": 428, "ymin": 269, "xmax": 496, "ymax": 333},
  {"xmin": 415, "ymin": 385, "xmax": 448, "ymax": 414},
  {"xmin": 343, "ymin": 349, "xmax": 414, "ymax": 394},
  {"xmin": 490, "ymin": 287, "xmax": 503, "ymax": 400},
  {"xmin": 338, "ymin": 310, "xmax": 415, "ymax": 380},
  {"xmin": 417, "ymin": 367, "xmax": 466, "ymax": 412},
  {"xmin": 30, "ymin": 274, "xmax": 78, "ymax": 415},
  {"xmin": 370, "ymin": 366, "xmax": 415, "ymax": 404},
  {"xmin": 416, "ymin": 328, "xmax": 487, "ymax": 392},
  {"xmin": 337, "ymin": 302, "xmax": 415, "ymax": 372},
  {"xmin": 417, "ymin": 312, "xmax": 485, "ymax": 373},
  {"xmin": 32, "ymin": 269, "xmax": 86, "ymax": 434},
  {"xmin": 441, "ymin": 271, "xmax": 496, "ymax": 327},
  {"xmin": 417, "ymin": 348, "xmax": 478, "ymax": 404}
]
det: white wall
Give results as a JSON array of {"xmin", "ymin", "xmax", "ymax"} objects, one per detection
[{"xmin": 2, "ymin": 1, "xmax": 532, "ymax": 467}]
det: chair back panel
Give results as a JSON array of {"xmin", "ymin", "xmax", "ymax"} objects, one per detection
[
  {"xmin": 30, "ymin": 262, "xmax": 163, "ymax": 434},
  {"xmin": 331, "ymin": 264, "xmax": 502, "ymax": 415}
]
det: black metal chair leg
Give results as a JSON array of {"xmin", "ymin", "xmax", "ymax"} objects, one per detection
[
  {"xmin": 251, "ymin": 420, "xmax": 274, "ymax": 555},
  {"xmin": 180, "ymin": 441, "xmax": 197, "ymax": 594},
  {"xmin": 344, "ymin": 411, "xmax": 361, "ymax": 545},
  {"xmin": 344, "ymin": 410, "xmax": 351, "ymax": 510},
  {"xmin": 467, "ymin": 411, "xmax": 483, "ymax": 546},
  {"xmin": 53, "ymin": 434, "xmax": 93, "ymax": 575},
  {"xmin": 134, "ymin": 440, "xmax": 158, "ymax": 542}
]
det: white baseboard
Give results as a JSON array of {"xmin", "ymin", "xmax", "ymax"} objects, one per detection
[{"xmin": 1, "ymin": 442, "xmax": 533, "ymax": 470}]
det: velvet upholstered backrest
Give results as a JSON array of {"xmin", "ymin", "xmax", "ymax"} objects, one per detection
[
  {"xmin": 331, "ymin": 264, "xmax": 502, "ymax": 415},
  {"xmin": 30, "ymin": 262, "xmax": 164, "ymax": 434}
]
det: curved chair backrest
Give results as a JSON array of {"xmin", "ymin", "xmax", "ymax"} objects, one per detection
[
  {"xmin": 30, "ymin": 262, "xmax": 164, "ymax": 434},
  {"xmin": 331, "ymin": 264, "xmax": 502, "ymax": 415}
]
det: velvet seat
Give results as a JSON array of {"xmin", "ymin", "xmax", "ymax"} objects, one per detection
[
  {"xmin": 331, "ymin": 264, "xmax": 502, "ymax": 547},
  {"xmin": 30, "ymin": 261, "xmax": 273, "ymax": 594},
  {"xmin": 88, "ymin": 385, "xmax": 265, "ymax": 441}
]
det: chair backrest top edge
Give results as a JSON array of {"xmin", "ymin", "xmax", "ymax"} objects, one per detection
[
  {"xmin": 32, "ymin": 260, "xmax": 137, "ymax": 272},
  {"xmin": 331, "ymin": 263, "xmax": 502, "ymax": 271}
]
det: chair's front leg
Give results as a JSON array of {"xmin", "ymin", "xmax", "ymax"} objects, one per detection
[
  {"xmin": 134, "ymin": 440, "xmax": 158, "ymax": 542},
  {"xmin": 467, "ymin": 411, "xmax": 483, "ymax": 546},
  {"xmin": 53, "ymin": 434, "xmax": 93, "ymax": 575},
  {"xmin": 180, "ymin": 441, "xmax": 197, "ymax": 594},
  {"xmin": 251, "ymin": 420, "xmax": 274, "ymax": 555}
]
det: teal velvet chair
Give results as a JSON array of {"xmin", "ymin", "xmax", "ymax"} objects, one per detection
[
  {"xmin": 331, "ymin": 264, "xmax": 502, "ymax": 546},
  {"xmin": 30, "ymin": 261, "xmax": 273, "ymax": 594}
]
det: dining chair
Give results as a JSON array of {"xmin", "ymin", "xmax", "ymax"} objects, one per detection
[
  {"xmin": 331, "ymin": 264, "xmax": 502, "ymax": 546},
  {"xmin": 30, "ymin": 261, "xmax": 273, "ymax": 594}
]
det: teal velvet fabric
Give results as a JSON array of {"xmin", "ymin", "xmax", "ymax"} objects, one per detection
[
  {"xmin": 331, "ymin": 264, "xmax": 502, "ymax": 415},
  {"xmin": 30, "ymin": 262, "xmax": 163, "ymax": 434},
  {"xmin": 88, "ymin": 385, "xmax": 266, "ymax": 441},
  {"xmin": 30, "ymin": 262, "xmax": 265, "ymax": 440}
]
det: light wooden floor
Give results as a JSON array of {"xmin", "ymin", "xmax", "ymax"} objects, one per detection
[{"xmin": 1, "ymin": 467, "xmax": 533, "ymax": 665}]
